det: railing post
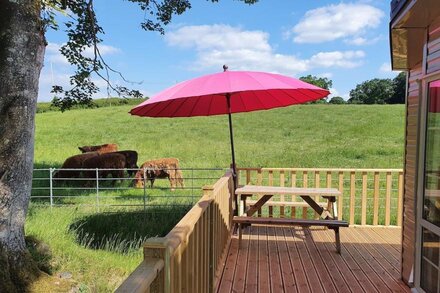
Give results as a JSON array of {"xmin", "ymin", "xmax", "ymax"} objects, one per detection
[
  {"xmin": 96, "ymin": 168, "xmax": 100, "ymax": 213},
  {"xmin": 49, "ymin": 168, "xmax": 54, "ymax": 207},
  {"xmin": 143, "ymin": 238, "xmax": 169, "ymax": 292}
]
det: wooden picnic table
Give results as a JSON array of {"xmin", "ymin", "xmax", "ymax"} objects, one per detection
[{"xmin": 233, "ymin": 185, "xmax": 349, "ymax": 253}]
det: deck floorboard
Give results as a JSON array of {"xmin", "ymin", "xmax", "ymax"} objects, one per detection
[{"xmin": 217, "ymin": 226, "xmax": 410, "ymax": 293}]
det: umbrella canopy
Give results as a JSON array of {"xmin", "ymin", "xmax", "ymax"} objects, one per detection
[
  {"xmin": 130, "ymin": 68, "xmax": 329, "ymax": 214},
  {"xmin": 130, "ymin": 70, "xmax": 329, "ymax": 117}
]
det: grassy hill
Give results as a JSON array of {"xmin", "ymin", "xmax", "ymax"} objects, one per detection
[{"xmin": 35, "ymin": 104, "xmax": 405, "ymax": 169}]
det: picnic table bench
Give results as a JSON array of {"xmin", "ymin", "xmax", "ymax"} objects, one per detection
[{"xmin": 233, "ymin": 185, "xmax": 349, "ymax": 253}]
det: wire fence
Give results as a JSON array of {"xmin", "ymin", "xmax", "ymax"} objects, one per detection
[{"xmin": 31, "ymin": 167, "xmax": 227, "ymax": 212}]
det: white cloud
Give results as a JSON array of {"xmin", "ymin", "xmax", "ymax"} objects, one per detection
[
  {"xmin": 317, "ymin": 72, "xmax": 333, "ymax": 79},
  {"xmin": 83, "ymin": 44, "xmax": 121, "ymax": 58},
  {"xmin": 309, "ymin": 51, "xmax": 365, "ymax": 68},
  {"xmin": 379, "ymin": 62, "xmax": 392, "ymax": 73},
  {"xmin": 165, "ymin": 25, "xmax": 365, "ymax": 75},
  {"xmin": 344, "ymin": 35, "xmax": 382, "ymax": 46},
  {"xmin": 328, "ymin": 88, "xmax": 349, "ymax": 100},
  {"xmin": 379, "ymin": 62, "xmax": 401, "ymax": 76},
  {"xmin": 329, "ymin": 88, "xmax": 340, "ymax": 98},
  {"xmin": 346, "ymin": 37, "xmax": 368, "ymax": 46},
  {"xmin": 166, "ymin": 25, "xmax": 271, "ymax": 52},
  {"xmin": 289, "ymin": 3, "xmax": 384, "ymax": 44},
  {"xmin": 44, "ymin": 42, "xmax": 120, "ymax": 66}
]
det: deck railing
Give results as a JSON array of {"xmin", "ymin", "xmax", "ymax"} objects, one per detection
[
  {"xmin": 237, "ymin": 167, "xmax": 404, "ymax": 226},
  {"xmin": 116, "ymin": 171, "xmax": 234, "ymax": 293}
]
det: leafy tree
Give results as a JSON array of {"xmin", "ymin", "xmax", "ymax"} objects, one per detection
[
  {"xmin": 299, "ymin": 75, "xmax": 332, "ymax": 103},
  {"xmin": 329, "ymin": 96, "xmax": 346, "ymax": 104},
  {"xmin": 348, "ymin": 78, "xmax": 394, "ymax": 104},
  {"xmin": 388, "ymin": 72, "xmax": 407, "ymax": 104},
  {"xmin": 299, "ymin": 74, "xmax": 333, "ymax": 90},
  {"xmin": 0, "ymin": 0, "xmax": 257, "ymax": 290}
]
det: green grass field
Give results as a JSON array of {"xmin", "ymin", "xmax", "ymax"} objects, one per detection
[
  {"xmin": 27, "ymin": 103, "xmax": 406, "ymax": 291},
  {"xmin": 34, "ymin": 104, "xmax": 405, "ymax": 168}
]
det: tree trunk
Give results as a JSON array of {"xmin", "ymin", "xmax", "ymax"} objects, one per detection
[{"xmin": 0, "ymin": 0, "xmax": 45, "ymax": 291}]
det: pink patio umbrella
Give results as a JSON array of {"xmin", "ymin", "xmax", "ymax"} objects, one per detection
[{"xmin": 130, "ymin": 66, "xmax": 329, "ymax": 210}]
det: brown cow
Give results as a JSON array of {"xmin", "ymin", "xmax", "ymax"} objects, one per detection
[
  {"xmin": 82, "ymin": 153, "xmax": 126, "ymax": 184},
  {"xmin": 134, "ymin": 158, "xmax": 184, "ymax": 190},
  {"xmin": 78, "ymin": 143, "xmax": 118, "ymax": 154},
  {"xmin": 113, "ymin": 150, "xmax": 138, "ymax": 175},
  {"xmin": 54, "ymin": 152, "xmax": 100, "ymax": 179}
]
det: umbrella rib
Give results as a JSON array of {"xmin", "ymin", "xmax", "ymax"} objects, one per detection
[
  {"xmin": 136, "ymin": 102, "xmax": 158, "ymax": 117},
  {"xmin": 263, "ymin": 89, "xmax": 286, "ymax": 109},
  {"xmin": 236, "ymin": 93, "xmax": 248, "ymax": 112},
  {"xmin": 156, "ymin": 99, "xmax": 179, "ymax": 117},
  {"xmin": 168, "ymin": 97, "xmax": 188, "ymax": 117},
  {"xmin": 153, "ymin": 101, "xmax": 173, "ymax": 117},
  {"xmin": 249, "ymin": 90, "xmax": 266, "ymax": 110},
  {"xmin": 280, "ymin": 88, "xmax": 301, "ymax": 104},
  {"xmin": 297, "ymin": 88, "xmax": 325, "ymax": 102},
  {"xmin": 206, "ymin": 93, "xmax": 215, "ymax": 115},
  {"xmin": 188, "ymin": 95, "xmax": 204, "ymax": 117}
]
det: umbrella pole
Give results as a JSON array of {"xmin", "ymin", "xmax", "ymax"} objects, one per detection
[{"xmin": 226, "ymin": 94, "xmax": 239, "ymax": 215}]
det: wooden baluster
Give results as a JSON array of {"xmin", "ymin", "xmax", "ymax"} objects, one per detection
[
  {"xmin": 268, "ymin": 170, "xmax": 274, "ymax": 217},
  {"xmin": 195, "ymin": 222, "xmax": 200, "ymax": 293},
  {"xmin": 397, "ymin": 172, "xmax": 403, "ymax": 227},
  {"xmin": 291, "ymin": 171, "xmax": 297, "ymax": 218},
  {"xmin": 314, "ymin": 171, "xmax": 320, "ymax": 219},
  {"xmin": 257, "ymin": 169, "xmax": 262, "ymax": 217},
  {"xmin": 326, "ymin": 171, "xmax": 333, "ymax": 218},
  {"xmin": 385, "ymin": 172, "xmax": 392, "ymax": 226},
  {"xmin": 373, "ymin": 172, "xmax": 380, "ymax": 225},
  {"xmin": 350, "ymin": 171, "xmax": 356, "ymax": 225},
  {"xmin": 361, "ymin": 172, "xmax": 368, "ymax": 226},
  {"xmin": 338, "ymin": 171, "xmax": 344, "ymax": 220},
  {"xmin": 280, "ymin": 170, "xmax": 285, "ymax": 218},
  {"xmin": 302, "ymin": 171, "xmax": 308, "ymax": 219},
  {"xmin": 246, "ymin": 169, "xmax": 251, "ymax": 185}
]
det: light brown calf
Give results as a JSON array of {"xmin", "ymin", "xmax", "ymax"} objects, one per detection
[{"xmin": 134, "ymin": 158, "xmax": 184, "ymax": 190}]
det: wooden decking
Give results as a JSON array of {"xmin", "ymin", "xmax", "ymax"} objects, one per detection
[{"xmin": 217, "ymin": 226, "xmax": 410, "ymax": 293}]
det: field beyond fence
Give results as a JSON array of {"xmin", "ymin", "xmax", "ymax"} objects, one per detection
[
  {"xmin": 31, "ymin": 166, "xmax": 403, "ymax": 227},
  {"xmin": 31, "ymin": 167, "xmax": 227, "ymax": 211}
]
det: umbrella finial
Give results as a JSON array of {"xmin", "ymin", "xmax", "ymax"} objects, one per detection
[{"xmin": 223, "ymin": 64, "xmax": 228, "ymax": 72}]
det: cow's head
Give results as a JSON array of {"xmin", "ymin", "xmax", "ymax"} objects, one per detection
[
  {"xmin": 134, "ymin": 170, "xmax": 145, "ymax": 188},
  {"xmin": 78, "ymin": 146, "xmax": 94, "ymax": 153}
]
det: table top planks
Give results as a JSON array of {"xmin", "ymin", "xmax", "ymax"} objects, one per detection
[{"xmin": 236, "ymin": 185, "xmax": 342, "ymax": 197}]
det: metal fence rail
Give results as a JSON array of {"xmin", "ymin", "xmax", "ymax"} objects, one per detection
[{"xmin": 31, "ymin": 168, "xmax": 227, "ymax": 211}]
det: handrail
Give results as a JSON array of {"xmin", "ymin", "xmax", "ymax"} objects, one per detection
[
  {"xmin": 116, "ymin": 171, "xmax": 234, "ymax": 293},
  {"xmin": 115, "ymin": 258, "xmax": 164, "ymax": 293}
]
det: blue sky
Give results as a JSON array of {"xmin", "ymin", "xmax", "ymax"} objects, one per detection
[{"xmin": 39, "ymin": 0, "xmax": 398, "ymax": 101}]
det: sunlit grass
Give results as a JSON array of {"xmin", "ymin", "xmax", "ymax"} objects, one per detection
[
  {"xmin": 34, "ymin": 104, "xmax": 405, "ymax": 169},
  {"xmin": 25, "ymin": 205, "xmax": 189, "ymax": 292}
]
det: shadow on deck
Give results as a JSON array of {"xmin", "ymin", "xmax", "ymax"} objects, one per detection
[{"xmin": 217, "ymin": 226, "xmax": 410, "ymax": 293}]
